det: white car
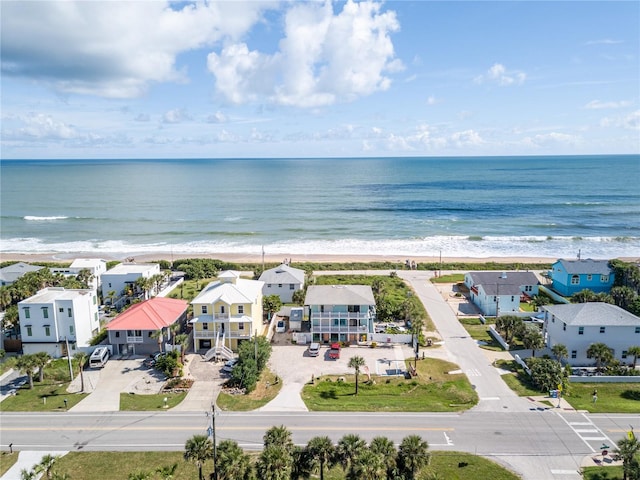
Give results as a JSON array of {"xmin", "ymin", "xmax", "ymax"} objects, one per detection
[
  {"xmin": 374, "ymin": 323, "xmax": 387, "ymax": 333},
  {"xmin": 275, "ymin": 320, "xmax": 286, "ymax": 333},
  {"xmin": 221, "ymin": 358, "xmax": 239, "ymax": 374}
]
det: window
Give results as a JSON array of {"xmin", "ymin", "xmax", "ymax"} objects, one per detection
[
  {"xmin": 202, "ymin": 323, "xmax": 208, "ymax": 330},
  {"xmin": 587, "ymin": 274, "xmax": 592, "ymax": 281},
  {"xmin": 571, "ymin": 275, "xmax": 580, "ymax": 285},
  {"xmin": 59, "ymin": 307, "xmax": 64, "ymax": 313},
  {"xmin": 26, "ymin": 326, "xmax": 32, "ymax": 336},
  {"xmin": 278, "ymin": 284, "xmax": 282, "ymax": 288},
  {"xmin": 69, "ymin": 325, "xmax": 74, "ymax": 335},
  {"xmin": 42, "ymin": 307, "xmax": 49, "ymax": 318},
  {"xmin": 600, "ymin": 275, "xmax": 609, "ymax": 283},
  {"xmin": 239, "ymin": 322, "xmax": 244, "ymax": 330},
  {"xmin": 636, "ymin": 327, "xmax": 640, "ymax": 334},
  {"xmin": 622, "ymin": 350, "xmax": 628, "ymax": 359},
  {"xmin": 552, "ymin": 315, "xmax": 555, "ymax": 323},
  {"xmin": 93, "ymin": 296, "xmax": 97, "ymax": 305},
  {"xmin": 578, "ymin": 327, "xmax": 584, "ymax": 335},
  {"xmin": 599, "ymin": 326, "xmax": 606, "ymax": 334},
  {"xmin": 148, "ymin": 331, "xmax": 153, "ymax": 337},
  {"xmin": 290, "ymin": 284, "xmax": 295, "ymax": 290},
  {"xmin": 571, "ymin": 350, "xmax": 577, "ymax": 359},
  {"xmin": 68, "ymin": 308, "xmax": 72, "ymax": 317},
  {"xmin": 94, "ymin": 312, "xmax": 98, "ymax": 321},
  {"xmin": 511, "ymin": 296, "xmax": 515, "ymax": 302},
  {"xmin": 135, "ymin": 330, "xmax": 142, "ymax": 337},
  {"xmin": 201, "ymin": 305, "xmax": 208, "ymax": 314},
  {"xmin": 127, "ymin": 330, "xmax": 133, "ymax": 336},
  {"xmin": 267, "ymin": 284, "xmax": 272, "ymax": 288},
  {"xmin": 108, "ymin": 283, "xmax": 112, "ymax": 288},
  {"xmin": 44, "ymin": 326, "xmax": 50, "ymax": 336},
  {"xmin": 238, "ymin": 305, "xmax": 244, "ymax": 314},
  {"xmin": 563, "ymin": 322, "xmax": 566, "ymax": 331},
  {"xmin": 24, "ymin": 307, "xmax": 30, "ymax": 319},
  {"xmin": 348, "ymin": 305, "xmax": 361, "ymax": 313},
  {"xmin": 115, "ymin": 331, "xmax": 120, "ymax": 337}
]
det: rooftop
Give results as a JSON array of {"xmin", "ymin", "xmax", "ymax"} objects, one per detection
[
  {"xmin": 106, "ymin": 297, "xmax": 188, "ymax": 331},
  {"xmin": 543, "ymin": 302, "xmax": 640, "ymax": 327}
]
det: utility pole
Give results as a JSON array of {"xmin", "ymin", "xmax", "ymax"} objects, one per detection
[
  {"xmin": 65, "ymin": 337, "xmax": 73, "ymax": 382},
  {"xmin": 208, "ymin": 403, "xmax": 218, "ymax": 480}
]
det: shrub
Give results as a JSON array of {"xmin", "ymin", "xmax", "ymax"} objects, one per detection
[{"xmin": 370, "ymin": 342, "xmax": 378, "ymax": 348}]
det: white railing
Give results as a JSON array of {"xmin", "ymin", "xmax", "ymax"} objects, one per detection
[
  {"xmin": 126, "ymin": 336, "xmax": 144, "ymax": 343},
  {"xmin": 193, "ymin": 329, "xmax": 251, "ymax": 339},
  {"xmin": 309, "ymin": 312, "xmax": 371, "ymax": 321}
]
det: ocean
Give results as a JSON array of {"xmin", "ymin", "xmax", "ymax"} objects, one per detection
[{"xmin": 1, "ymin": 155, "xmax": 638, "ymax": 260}]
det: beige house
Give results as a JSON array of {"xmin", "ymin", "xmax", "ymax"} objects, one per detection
[{"xmin": 190, "ymin": 271, "xmax": 264, "ymax": 352}]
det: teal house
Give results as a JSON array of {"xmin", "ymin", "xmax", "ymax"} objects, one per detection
[{"xmin": 550, "ymin": 259, "xmax": 614, "ymax": 297}]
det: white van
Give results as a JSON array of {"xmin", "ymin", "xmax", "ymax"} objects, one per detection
[{"xmin": 89, "ymin": 346, "xmax": 109, "ymax": 368}]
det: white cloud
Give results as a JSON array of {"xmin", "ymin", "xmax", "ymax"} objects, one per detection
[
  {"xmin": 584, "ymin": 39, "xmax": 623, "ymax": 46},
  {"xmin": 584, "ymin": 100, "xmax": 632, "ymax": 109},
  {"xmin": 0, "ymin": 1, "xmax": 272, "ymax": 98},
  {"xmin": 426, "ymin": 96, "xmax": 437, "ymax": 105},
  {"xmin": 162, "ymin": 108, "xmax": 192, "ymax": 124},
  {"xmin": 207, "ymin": 0, "xmax": 402, "ymax": 108},
  {"xmin": 523, "ymin": 132, "xmax": 579, "ymax": 148},
  {"xmin": 2, "ymin": 113, "xmax": 78, "ymax": 140},
  {"xmin": 600, "ymin": 110, "xmax": 640, "ymax": 130},
  {"xmin": 474, "ymin": 63, "xmax": 526, "ymax": 86},
  {"xmin": 135, "ymin": 114, "xmax": 150, "ymax": 122},
  {"xmin": 207, "ymin": 111, "xmax": 228, "ymax": 124}
]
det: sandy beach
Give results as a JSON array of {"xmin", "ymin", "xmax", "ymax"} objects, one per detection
[{"xmin": 0, "ymin": 251, "xmax": 563, "ymax": 266}]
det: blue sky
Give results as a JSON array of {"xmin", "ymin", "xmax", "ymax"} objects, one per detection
[{"xmin": 1, "ymin": 0, "xmax": 638, "ymax": 159}]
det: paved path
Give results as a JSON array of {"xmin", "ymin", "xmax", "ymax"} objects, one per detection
[{"xmin": 1, "ymin": 450, "xmax": 68, "ymax": 480}]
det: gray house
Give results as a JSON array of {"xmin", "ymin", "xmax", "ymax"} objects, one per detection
[
  {"xmin": 0, "ymin": 262, "xmax": 46, "ymax": 286},
  {"xmin": 259, "ymin": 263, "xmax": 305, "ymax": 303},
  {"xmin": 465, "ymin": 271, "xmax": 540, "ymax": 316}
]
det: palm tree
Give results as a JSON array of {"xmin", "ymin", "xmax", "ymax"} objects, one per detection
[
  {"xmin": 522, "ymin": 328, "xmax": 544, "ymax": 358},
  {"xmin": 255, "ymin": 445, "xmax": 292, "ymax": 480},
  {"xmin": 20, "ymin": 468, "xmax": 37, "ymax": 480},
  {"xmin": 369, "ymin": 436, "xmax": 398, "ymax": 478},
  {"xmin": 156, "ymin": 462, "xmax": 178, "ymax": 479},
  {"xmin": 35, "ymin": 453, "xmax": 59, "ymax": 479},
  {"xmin": 106, "ymin": 290, "xmax": 117, "ymax": 308},
  {"xmin": 614, "ymin": 435, "xmax": 640, "ymax": 480},
  {"xmin": 184, "ymin": 434, "xmax": 213, "ymax": 480},
  {"xmin": 74, "ymin": 351, "xmax": 88, "ymax": 392},
  {"xmin": 349, "ymin": 449, "xmax": 386, "ymax": 480},
  {"xmin": 15, "ymin": 354, "xmax": 38, "ymax": 389},
  {"xmin": 175, "ymin": 333, "xmax": 189, "ymax": 364},
  {"xmin": 627, "ymin": 345, "xmax": 640, "ymax": 369},
  {"xmin": 216, "ymin": 439, "xmax": 252, "ymax": 480},
  {"xmin": 169, "ymin": 322, "xmax": 181, "ymax": 347},
  {"xmin": 263, "ymin": 425, "xmax": 294, "ymax": 453},
  {"xmin": 587, "ymin": 342, "xmax": 613, "ymax": 372},
  {"xmin": 306, "ymin": 435, "xmax": 335, "ymax": 480},
  {"xmin": 33, "ymin": 351, "xmax": 51, "ymax": 383},
  {"xmin": 495, "ymin": 315, "xmax": 522, "ymax": 344},
  {"xmin": 75, "ymin": 268, "xmax": 94, "ymax": 288},
  {"xmin": 347, "ymin": 355, "xmax": 366, "ymax": 395},
  {"xmin": 551, "ymin": 343, "xmax": 568, "ymax": 364},
  {"xmin": 398, "ymin": 435, "xmax": 430, "ymax": 480},
  {"xmin": 151, "ymin": 329, "xmax": 165, "ymax": 353},
  {"xmin": 291, "ymin": 445, "xmax": 313, "ymax": 480},
  {"xmin": 335, "ymin": 434, "xmax": 366, "ymax": 478}
]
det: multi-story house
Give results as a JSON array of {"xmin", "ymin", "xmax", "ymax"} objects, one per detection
[
  {"xmin": 105, "ymin": 297, "xmax": 188, "ymax": 356},
  {"xmin": 259, "ymin": 263, "xmax": 305, "ymax": 303},
  {"xmin": 304, "ymin": 285, "xmax": 376, "ymax": 344},
  {"xmin": 549, "ymin": 259, "xmax": 614, "ymax": 297},
  {"xmin": 51, "ymin": 258, "xmax": 107, "ymax": 292},
  {"xmin": 18, "ymin": 287, "xmax": 100, "ymax": 357},
  {"xmin": 190, "ymin": 271, "xmax": 264, "ymax": 352},
  {"xmin": 465, "ymin": 271, "xmax": 540, "ymax": 316},
  {"xmin": 101, "ymin": 263, "xmax": 161, "ymax": 308},
  {"xmin": 542, "ymin": 302, "xmax": 640, "ymax": 366}
]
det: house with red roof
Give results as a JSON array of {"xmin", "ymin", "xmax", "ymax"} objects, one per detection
[{"xmin": 106, "ymin": 297, "xmax": 188, "ymax": 356}]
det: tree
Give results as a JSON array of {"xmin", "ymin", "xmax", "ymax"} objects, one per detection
[
  {"xmin": 587, "ymin": 342, "xmax": 613, "ymax": 371},
  {"xmin": 551, "ymin": 343, "xmax": 568, "ymax": 364},
  {"xmin": 292, "ymin": 289, "xmax": 306, "ymax": 306},
  {"xmin": 571, "ymin": 289, "xmax": 597, "ymax": 303},
  {"xmin": 335, "ymin": 434, "xmax": 366, "ymax": 478},
  {"xmin": 35, "ymin": 454, "xmax": 60, "ymax": 480},
  {"xmin": 522, "ymin": 328, "xmax": 544, "ymax": 357},
  {"xmin": 15, "ymin": 354, "xmax": 38, "ymax": 389},
  {"xmin": 369, "ymin": 436, "xmax": 398, "ymax": 479},
  {"xmin": 107, "ymin": 290, "xmax": 117, "ymax": 308},
  {"xmin": 255, "ymin": 445, "xmax": 292, "ymax": 480},
  {"xmin": 528, "ymin": 358, "xmax": 563, "ymax": 393},
  {"xmin": 238, "ymin": 335, "xmax": 272, "ymax": 373},
  {"xmin": 611, "ymin": 286, "xmax": 638, "ymax": 311},
  {"xmin": 216, "ymin": 440, "xmax": 252, "ymax": 480},
  {"xmin": 184, "ymin": 434, "xmax": 213, "ymax": 480},
  {"xmin": 20, "ymin": 469, "xmax": 37, "ymax": 480},
  {"xmin": 614, "ymin": 435, "xmax": 640, "ymax": 480},
  {"xmin": 33, "ymin": 351, "xmax": 51, "ymax": 383},
  {"xmin": 169, "ymin": 322, "xmax": 181, "ymax": 347},
  {"xmin": 495, "ymin": 315, "xmax": 522, "ymax": 344},
  {"xmin": 175, "ymin": 333, "xmax": 189, "ymax": 364},
  {"xmin": 349, "ymin": 449, "xmax": 386, "ymax": 480},
  {"xmin": 151, "ymin": 328, "xmax": 165, "ymax": 353},
  {"xmin": 263, "ymin": 425, "xmax": 294, "ymax": 453},
  {"xmin": 397, "ymin": 435, "xmax": 430, "ymax": 480},
  {"xmin": 306, "ymin": 436, "xmax": 335, "ymax": 480},
  {"xmin": 291, "ymin": 446, "xmax": 314, "ymax": 480},
  {"xmin": 263, "ymin": 295, "xmax": 283, "ymax": 322},
  {"xmin": 627, "ymin": 346, "xmax": 640, "ymax": 369},
  {"xmin": 75, "ymin": 268, "xmax": 94, "ymax": 288},
  {"xmin": 74, "ymin": 351, "xmax": 88, "ymax": 392},
  {"xmin": 155, "ymin": 463, "xmax": 178, "ymax": 480},
  {"xmin": 347, "ymin": 356, "xmax": 366, "ymax": 395}
]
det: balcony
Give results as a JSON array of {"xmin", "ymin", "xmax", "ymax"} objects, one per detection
[
  {"xmin": 193, "ymin": 329, "xmax": 251, "ymax": 340},
  {"xmin": 126, "ymin": 336, "xmax": 144, "ymax": 343}
]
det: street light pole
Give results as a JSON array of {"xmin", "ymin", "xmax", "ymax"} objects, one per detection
[{"xmin": 209, "ymin": 403, "xmax": 218, "ymax": 480}]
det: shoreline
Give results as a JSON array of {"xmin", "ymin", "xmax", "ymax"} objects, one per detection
[{"xmin": 0, "ymin": 251, "xmax": 577, "ymax": 265}]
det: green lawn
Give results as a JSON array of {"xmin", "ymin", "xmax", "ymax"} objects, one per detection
[
  {"xmin": 459, "ymin": 318, "xmax": 504, "ymax": 351},
  {"xmin": 0, "ymin": 451, "xmax": 18, "ymax": 477},
  {"xmin": 581, "ymin": 465, "xmax": 624, "ymax": 480},
  {"xmin": 217, "ymin": 369, "xmax": 283, "ymax": 411},
  {"xmin": 166, "ymin": 277, "xmax": 217, "ymax": 302},
  {"xmin": 120, "ymin": 391, "xmax": 188, "ymax": 411},
  {"xmin": 301, "ymin": 357, "xmax": 478, "ymax": 412},
  {"xmin": 0, "ymin": 381, "xmax": 88, "ymax": 412},
  {"xmin": 431, "ymin": 274, "xmax": 465, "ymax": 283}
]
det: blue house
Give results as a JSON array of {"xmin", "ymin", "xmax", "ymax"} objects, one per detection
[{"xmin": 550, "ymin": 259, "xmax": 614, "ymax": 297}]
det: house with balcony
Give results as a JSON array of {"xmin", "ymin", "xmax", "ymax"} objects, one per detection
[
  {"xmin": 549, "ymin": 259, "xmax": 614, "ymax": 297},
  {"xmin": 105, "ymin": 297, "xmax": 188, "ymax": 356},
  {"xmin": 304, "ymin": 285, "xmax": 376, "ymax": 344},
  {"xmin": 465, "ymin": 271, "xmax": 540, "ymax": 316},
  {"xmin": 101, "ymin": 263, "xmax": 161, "ymax": 309},
  {"xmin": 51, "ymin": 258, "xmax": 107, "ymax": 292},
  {"xmin": 541, "ymin": 302, "xmax": 640, "ymax": 366},
  {"xmin": 190, "ymin": 271, "xmax": 264, "ymax": 353},
  {"xmin": 18, "ymin": 287, "xmax": 99, "ymax": 357},
  {"xmin": 259, "ymin": 263, "xmax": 305, "ymax": 303}
]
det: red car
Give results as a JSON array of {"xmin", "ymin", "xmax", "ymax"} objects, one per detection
[{"xmin": 328, "ymin": 342, "xmax": 341, "ymax": 359}]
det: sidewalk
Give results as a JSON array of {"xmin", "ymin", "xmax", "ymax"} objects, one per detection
[{"xmin": 1, "ymin": 451, "xmax": 68, "ymax": 480}]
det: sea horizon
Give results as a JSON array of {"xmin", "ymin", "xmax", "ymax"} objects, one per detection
[{"xmin": 1, "ymin": 154, "xmax": 639, "ymax": 261}]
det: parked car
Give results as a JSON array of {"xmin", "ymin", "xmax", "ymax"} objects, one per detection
[
  {"xmin": 328, "ymin": 342, "xmax": 341, "ymax": 359},
  {"xmin": 275, "ymin": 320, "xmax": 286, "ymax": 333},
  {"xmin": 308, "ymin": 343, "xmax": 320, "ymax": 357},
  {"xmin": 374, "ymin": 323, "xmax": 387, "ymax": 333},
  {"xmin": 221, "ymin": 358, "xmax": 239, "ymax": 374}
]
